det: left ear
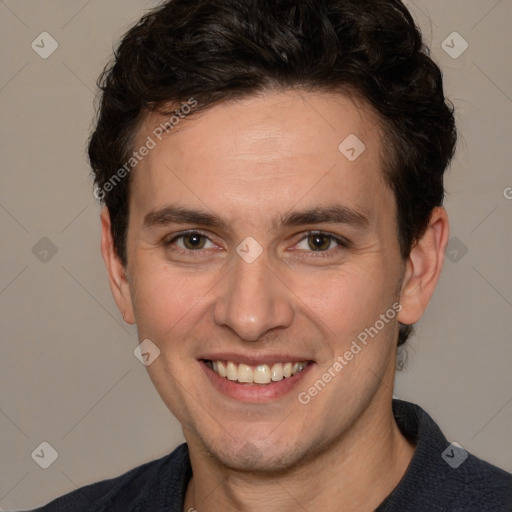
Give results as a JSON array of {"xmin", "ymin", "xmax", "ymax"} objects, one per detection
[{"xmin": 397, "ymin": 206, "xmax": 450, "ymax": 325}]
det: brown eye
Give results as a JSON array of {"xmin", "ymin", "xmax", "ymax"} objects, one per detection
[
  {"xmin": 307, "ymin": 233, "xmax": 334, "ymax": 251},
  {"xmin": 166, "ymin": 231, "xmax": 215, "ymax": 251},
  {"xmin": 182, "ymin": 233, "xmax": 207, "ymax": 250},
  {"xmin": 294, "ymin": 231, "xmax": 349, "ymax": 256}
]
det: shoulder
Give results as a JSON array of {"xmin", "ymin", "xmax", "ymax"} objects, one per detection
[
  {"xmin": 438, "ymin": 449, "xmax": 512, "ymax": 510},
  {"xmin": 380, "ymin": 400, "xmax": 512, "ymax": 511},
  {"xmin": 22, "ymin": 443, "xmax": 191, "ymax": 512}
]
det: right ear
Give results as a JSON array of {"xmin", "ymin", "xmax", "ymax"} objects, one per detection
[{"xmin": 100, "ymin": 207, "xmax": 135, "ymax": 324}]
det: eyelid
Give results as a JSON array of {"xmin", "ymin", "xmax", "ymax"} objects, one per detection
[
  {"xmin": 164, "ymin": 229, "xmax": 217, "ymax": 249},
  {"xmin": 297, "ymin": 230, "xmax": 351, "ymax": 248}
]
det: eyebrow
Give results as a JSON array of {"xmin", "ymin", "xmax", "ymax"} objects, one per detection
[
  {"xmin": 143, "ymin": 206, "xmax": 231, "ymax": 231},
  {"xmin": 143, "ymin": 204, "xmax": 370, "ymax": 232},
  {"xmin": 280, "ymin": 205, "xmax": 370, "ymax": 230}
]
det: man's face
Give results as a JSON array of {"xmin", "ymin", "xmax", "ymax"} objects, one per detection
[{"xmin": 123, "ymin": 90, "xmax": 405, "ymax": 471}]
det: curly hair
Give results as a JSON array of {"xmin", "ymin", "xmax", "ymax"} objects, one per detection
[{"xmin": 88, "ymin": 0, "xmax": 457, "ymax": 346}]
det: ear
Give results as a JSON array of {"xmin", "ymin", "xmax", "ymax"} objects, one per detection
[
  {"xmin": 397, "ymin": 206, "xmax": 450, "ymax": 325},
  {"xmin": 100, "ymin": 207, "xmax": 135, "ymax": 324}
]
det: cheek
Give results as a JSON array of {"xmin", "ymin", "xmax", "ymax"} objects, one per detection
[
  {"xmin": 289, "ymin": 261, "xmax": 392, "ymax": 336},
  {"xmin": 129, "ymin": 255, "xmax": 210, "ymax": 340}
]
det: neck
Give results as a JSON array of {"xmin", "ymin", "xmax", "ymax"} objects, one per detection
[{"xmin": 183, "ymin": 397, "xmax": 415, "ymax": 512}]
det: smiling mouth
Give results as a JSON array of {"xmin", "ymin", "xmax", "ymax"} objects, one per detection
[{"xmin": 204, "ymin": 360, "xmax": 310, "ymax": 385}]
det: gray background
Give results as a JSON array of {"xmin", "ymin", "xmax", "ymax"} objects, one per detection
[{"xmin": 1, "ymin": 1, "xmax": 511, "ymax": 509}]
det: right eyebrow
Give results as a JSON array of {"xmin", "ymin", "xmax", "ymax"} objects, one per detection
[{"xmin": 143, "ymin": 205, "xmax": 232, "ymax": 233}]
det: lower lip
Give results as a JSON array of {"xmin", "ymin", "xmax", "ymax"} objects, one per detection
[{"xmin": 199, "ymin": 360, "xmax": 314, "ymax": 403}]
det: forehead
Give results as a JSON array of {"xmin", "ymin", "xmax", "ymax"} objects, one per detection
[{"xmin": 129, "ymin": 90, "xmax": 393, "ymax": 228}]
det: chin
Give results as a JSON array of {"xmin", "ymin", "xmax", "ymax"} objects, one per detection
[{"xmin": 201, "ymin": 436, "xmax": 312, "ymax": 474}]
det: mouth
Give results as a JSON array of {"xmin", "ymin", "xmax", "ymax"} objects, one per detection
[
  {"xmin": 204, "ymin": 359, "xmax": 309, "ymax": 385},
  {"xmin": 200, "ymin": 357, "xmax": 314, "ymax": 402}
]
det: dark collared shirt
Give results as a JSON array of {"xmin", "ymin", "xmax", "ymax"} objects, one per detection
[{"xmin": 22, "ymin": 400, "xmax": 512, "ymax": 511}]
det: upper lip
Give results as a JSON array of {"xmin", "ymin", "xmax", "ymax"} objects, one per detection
[{"xmin": 199, "ymin": 353, "xmax": 314, "ymax": 366}]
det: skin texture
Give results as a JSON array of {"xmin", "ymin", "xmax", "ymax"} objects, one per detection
[{"xmin": 101, "ymin": 90, "xmax": 449, "ymax": 511}]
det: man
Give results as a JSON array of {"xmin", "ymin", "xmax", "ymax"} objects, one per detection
[{"xmin": 26, "ymin": 0, "xmax": 511, "ymax": 510}]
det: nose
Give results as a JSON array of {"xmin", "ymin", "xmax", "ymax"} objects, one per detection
[{"xmin": 213, "ymin": 248, "xmax": 295, "ymax": 341}]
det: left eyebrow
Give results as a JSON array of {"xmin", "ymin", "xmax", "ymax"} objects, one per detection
[{"xmin": 279, "ymin": 204, "xmax": 370, "ymax": 230}]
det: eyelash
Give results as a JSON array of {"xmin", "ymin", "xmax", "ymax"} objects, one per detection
[
  {"xmin": 294, "ymin": 230, "xmax": 350, "ymax": 257},
  {"xmin": 164, "ymin": 230, "xmax": 350, "ymax": 257}
]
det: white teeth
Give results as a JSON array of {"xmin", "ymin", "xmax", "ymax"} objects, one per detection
[
  {"xmin": 237, "ymin": 364, "xmax": 253, "ymax": 383},
  {"xmin": 271, "ymin": 363, "xmax": 283, "ymax": 381},
  {"xmin": 217, "ymin": 361, "xmax": 227, "ymax": 378},
  {"xmin": 226, "ymin": 361, "xmax": 237, "ymax": 381},
  {"xmin": 208, "ymin": 360, "xmax": 309, "ymax": 384},
  {"xmin": 253, "ymin": 365, "xmax": 271, "ymax": 384}
]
